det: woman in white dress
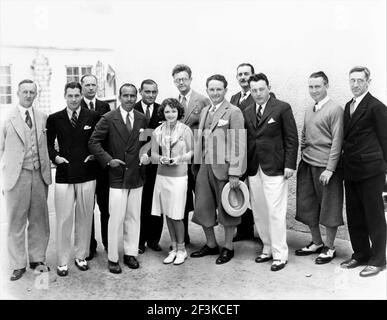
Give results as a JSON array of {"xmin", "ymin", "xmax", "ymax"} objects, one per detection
[{"xmin": 151, "ymin": 98, "xmax": 193, "ymax": 265}]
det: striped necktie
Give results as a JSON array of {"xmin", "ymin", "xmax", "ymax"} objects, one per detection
[
  {"xmin": 25, "ymin": 110, "xmax": 32, "ymax": 129},
  {"xmin": 256, "ymin": 105, "xmax": 262, "ymax": 123},
  {"xmin": 89, "ymin": 101, "xmax": 94, "ymax": 111},
  {"xmin": 70, "ymin": 110, "xmax": 78, "ymax": 128}
]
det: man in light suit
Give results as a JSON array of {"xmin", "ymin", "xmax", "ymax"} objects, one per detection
[
  {"xmin": 340, "ymin": 66, "xmax": 387, "ymax": 277},
  {"xmin": 80, "ymin": 74, "xmax": 111, "ymax": 259},
  {"xmin": 172, "ymin": 64, "xmax": 210, "ymax": 245},
  {"xmin": 230, "ymin": 63, "xmax": 256, "ymax": 242},
  {"xmin": 89, "ymin": 83, "xmax": 149, "ymax": 274},
  {"xmin": 244, "ymin": 73, "xmax": 298, "ymax": 271},
  {"xmin": 47, "ymin": 82, "xmax": 100, "ymax": 277},
  {"xmin": 191, "ymin": 74, "xmax": 246, "ymax": 264},
  {"xmin": 0, "ymin": 79, "xmax": 52, "ymax": 281},
  {"xmin": 295, "ymin": 71, "xmax": 344, "ymax": 264},
  {"xmin": 134, "ymin": 79, "xmax": 164, "ymax": 254}
]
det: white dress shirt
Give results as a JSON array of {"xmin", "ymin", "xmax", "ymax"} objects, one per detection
[
  {"xmin": 141, "ymin": 101, "xmax": 154, "ymax": 117},
  {"xmin": 314, "ymin": 96, "xmax": 330, "ymax": 112},
  {"xmin": 18, "ymin": 104, "xmax": 34, "ymax": 124},
  {"xmin": 83, "ymin": 97, "xmax": 96, "ymax": 110},
  {"xmin": 119, "ymin": 106, "xmax": 134, "ymax": 127},
  {"xmin": 352, "ymin": 91, "xmax": 368, "ymax": 112},
  {"xmin": 66, "ymin": 106, "xmax": 81, "ymax": 121}
]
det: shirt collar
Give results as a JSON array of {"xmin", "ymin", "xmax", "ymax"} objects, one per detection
[
  {"xmin": 314, "ymin": 96, "xmax": 330, "ymax": 111},
  {"xmin": 17, "ymin": 104, "xmax": 34, "ymax": 119},
  {"xmin": 353, "ymin": 91, "xmax": 368, "ymax": 106},
  {"xmin": 211, "ymin": 99, "xmax": 225, "ymax": 112},
  {"xmin": 66, "ymin": 106, "xmax": 81, "ymax": 118},
  {"xmin": 180, "ymin": 89, "xmax": 192, "ymax": 102},
  {"xmin": 241, "ymin": 90, "xmax": 251, "ymax": 97},
  {"xmin": 141, "ymin": 100, "xmax": 153, "ymax": 110},
  {"xmin": 119, "ymin": 105, "xmax": 134, "ymax": 119},
  {"xmin": 256, "ymin": 96, "xmax": 270, "ymax": 113}
]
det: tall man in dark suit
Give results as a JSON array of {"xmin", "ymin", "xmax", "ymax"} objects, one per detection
[
  {"xmin": 47, "ymin": 82, "xmax": 100, "ymax": 276},
  {"xmin": 80, "ymin": 74, "xmax": 111, "ymax": 259},
  {"xmin": 172, "ymin": 64, "xmax": 210, "ymax": 244},
  {"xmin": 191, "ymin": 74, "xmax": 246, "ymax": 264},
  {"xmin": 134, "ymin": 79, "xmax": 163, "ymax": 254},
  {"xmin": 89, "ymin": 83, "xmax": 149, "ymax": 274},
  {"xmin": 244, "ymin": 73, "xmax": 298, "ymax": 271},
  {"xmin": 340, "ymin": 66, "xmax": 387, "ymax": 277},
  {"xmin": 230, "ymin": 63, "xmax": 256, "ymax": 242}
]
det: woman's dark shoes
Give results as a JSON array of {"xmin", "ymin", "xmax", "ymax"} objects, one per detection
[
  {"xmin": 216, "ymin": 248, "xmax": 234, "ymax": 264},
  {"xmin": 10, "ymin": 268, "xmax": 26, "ymax": 281},
  {"xmin": 190, "ymin": 245, "xmax": 220, "ymax": 258}
]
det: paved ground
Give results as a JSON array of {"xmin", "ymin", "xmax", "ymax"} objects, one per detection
[{"xmin": 0, "ymin": 208, "xmax": 386, "ymax": 300}]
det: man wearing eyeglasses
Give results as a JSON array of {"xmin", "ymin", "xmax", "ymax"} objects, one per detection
[{"xmin": 172, "ymin": 64, "xmax": 210, "ymax": 245}]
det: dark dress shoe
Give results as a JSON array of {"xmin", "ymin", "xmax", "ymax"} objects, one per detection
[
  {"xmin": 216, "ymin": 248, "xmax": 234, "ymax": 264},
  {"xmin": 271, "ymin": 261, "xmax": 287, "ymax": 271},
  {"xmin": 315, "ymin": 247, "xmax": 336, "ymax": 264},
  {"xmin": 86, "ymin": 250, "xmax": 96, "ymax": 261},
  {"xmin": 190, "ymin": 245, "xmax": 220, "ymax": 258},
  {"xmin": 147, "ymin": 242, "xmax": 162, "ymax": 251},
  {"xmin": 295, "ymin": 242, "xmax": 324, "ymax": 256},
  {"xmin": 10, "ymin": 268, "xmax": 26, "ymax": 281},
  {"xmin": 255, "ymin": 254, "xmax": 273, "ymax": 263},
  {"xmin": 138, "ymin": 244, "xmax": 146, "ymax": 254},
  {"xmin": 233, "ymin": 233, "xmax": 254, "ymax": 242},
  {"xmin": 123, "ymin": 255, "xmax": 139, "ymax": 269},
  {"xmin": 340, "ymin": 258, "xmax": 366, "ymax": 269},
  {"xmin": 30, "ymin": 262, "xmax": 50, "ymax": 271},
  {"xmin": 108, "ymin": 260, "xmax": 122, "ymax": 274},
  {"xmin": 359, "ymin": 265, "xmax": 386, "ymax": 277}
]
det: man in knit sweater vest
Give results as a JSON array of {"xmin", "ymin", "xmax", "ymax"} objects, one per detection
[{"xmin": 295, "ymin": 71, "xmax": 344, "ymax": 264}]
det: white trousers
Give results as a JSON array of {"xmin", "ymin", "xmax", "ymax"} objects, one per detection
[
  {"xmin": 108, "ymin": 187, "xmax": 143, "ymax": 262},
  {"xmin": 55, "ymin": 180, "xmax": 96, "ymax": 266},
  {"xmin": 248, "ymin": 167, "xmax": 288, "ymax": 261}
]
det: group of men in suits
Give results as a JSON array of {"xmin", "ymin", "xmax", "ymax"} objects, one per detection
[{"xmin": 1, "ymin": 64, "xmax": 386, "ymax": 280}]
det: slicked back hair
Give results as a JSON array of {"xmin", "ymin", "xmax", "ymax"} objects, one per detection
[
  {"xmin": 64, "ymin": 81, "xmax": 82, "ymax": 95},
  {"xmin": 349, "ymin": 66, "xmax": 371, "ymax": 80},
  {"xmin": 140, "ymin": 79, "xmax": 158, "ymax": 91},
  {"xmin": 172, "ymin": 64, "xmax": 192, "ymax": 78},
  {"xmin": 206, "ymin": 74, "xmax": 228, "ymax": 88},
  {"xmin": 248, "ymin": 73, "xmax": 270, "ymax": 87},
  {"xmin": 119, "ymin": 83, "xmax": 138, "ymax": 96},
  {"xmin": 309, "ymin": 71, "xmax": 329, "ymax": 85},
  {"xmin": 237, "ymin": 63, "xmax": 255, "ymax": 74}
]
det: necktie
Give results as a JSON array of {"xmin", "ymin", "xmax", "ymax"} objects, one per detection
[
  {"xmin": 349, "ymin": 98, "xmax": 356, "ymax": 117},
  {"xmin": 145, "ymin": 105, "xmax": 151, "ymax": 125},
  {"xmin": 208, "ymin": 105, "xmax": 216, "ymax": 124},
  {"xmin": 256, "ymin": 105, "xmax": 262, "ymax": 123},
  {"xmin": 240, "ymin": 92, "xmax": 247, "ymax": 104},
  {"xmin": 181, "ymin": 96, "xmax": 188, "ymax": 111},
  {"xmin": 126, "ymin": 113, "xmax": 132, "ymax": 133},
  {"xmin": 70, "ymin": 110, "xmax": 78, "ymax": 128},
  {"xmin": 313, "ymin": 103, "xmax": 318, "ymax": 112},
  {"xmin": 25, "ymin": 110, "xmax": 32, "ymax": 129},
  {"xmin": 89, "ymin": 101, "xmax": 94, "ymax": 111}
]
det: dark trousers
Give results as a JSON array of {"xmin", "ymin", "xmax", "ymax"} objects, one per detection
[
  {"xmin": 139, "ymin": 164, "xmax": 163, "ymax": 246},
  {"xmin": 183, "ymin": 165, "xmax": 195, "ymax": 241},
  {"xmin": 90, "ymin": 169, "xmax": 110, "ymax": 252},
  {"xmin": 345, "ymin": 173, "xmax": 386, "ymax": 267},
  {"xmin": 236, "ymin": 208, "xmax": 254, "ymax": 237}
]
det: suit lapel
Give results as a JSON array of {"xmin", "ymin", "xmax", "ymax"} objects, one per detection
[
  {"xmin": 344, "ymin": 93, "xmax": 370, "ymax": 136},
  {"xmin": 112, "ymin": 108, "xmax": 130, "ymax": 143},
  {"xmin": 209, "ymin": 100, "xmax": 228, "ymax": 132},
  {"xmin": 247, "ymin": 105, "xmax": 257, "ymax": 129},
  {"xmin": 183, "ymin": 90, "xmax": 198, "ymax": 124},
  {"xmin": 10, "ymin": 107, "xmax": 26, "ymax": 145},
  {"xmin": 257, "ymin": 97, "xmax": 275, "ymax": 128},
  {"xmin": 32, "ymin": 108, "xmax": 43, "ymax": 142}
]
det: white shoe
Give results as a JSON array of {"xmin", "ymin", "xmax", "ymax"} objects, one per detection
[
  {"xmin": 174, "ymin": 250, "xmax": 187, "ymax": 265},
  {"xmin": 163, "ymin": 251, "xmax": 177, "ymax": 264}
]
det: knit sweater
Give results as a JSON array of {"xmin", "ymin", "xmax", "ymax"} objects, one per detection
[{"xmin": 301, "ymin": 98, "xmax": 344, "ymax": 171}]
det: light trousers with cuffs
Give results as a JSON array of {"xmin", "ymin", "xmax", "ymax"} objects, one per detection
[
  {"xmin": 55, "ymin": 180, "xmax": 96, "ymax": 266},
  {"xmin": 108, "ymin": 187, "xmax": 143, "ymax": 262},
  {"xmin": 248, "ymin": 166, "xmax": 289, "ymax": 261},
  {"xmin": 6, "ymin": 168, "xmax": 50, "ymax": 269}
]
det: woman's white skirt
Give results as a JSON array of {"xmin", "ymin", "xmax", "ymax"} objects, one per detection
[{"xmin": 151, "ymin": 175, "xmax": 188, "ymax": 220}]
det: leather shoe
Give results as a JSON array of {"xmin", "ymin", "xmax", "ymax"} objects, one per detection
[
  {"xmin": 74, "ymin": 258, "xmax": 88, "ymax": 271},
  {"xmin": 216, "ymin": 248, "xmax": 234, "ymax": 264},
  {"xmin": 340, "ymin": 258, "xmax": 366, "ymax": 269},
  {"xmin": 10, "ymin": 268, "xmax": 26, "ymax": 281},
  {"xmin": 233, "ymin": 233, "xmax": 254, "ymax": 242},
  {"xmin": 190, "ymin": 245, "xmax": 220, "ymax": 258},
  {"xmin": 295, "ymin": 242, "xmax": 324, "ymax": 256},
  {"xmin": 138, "ymin": 244, "xmax": 146, "ymax": 254},
  {"xmin": 147, "ymin": 242, "xmax": 162, "ymax": 252},
  {"xmin": 56, "ymin": 265, "xmax": 68, "ymax": 277},
  {"xmin": 86, "ymin": 250, "xmax": 96, "ymax": 261},
  {"xmin": 29, "ymin": 262, "xmax": 50, "ymax": 272},
  {"xmin": 271, "ymin": 260, "xmax": 287, "ymax": 271},
  {"xmin": 123, "ymin": 255, "xmax": 139, "ymax": 269},
  {"xmin": 108, "ymin": 260, "xmax": 122, "ymax": 274},
  {"xmin": 255, "ymin": 253, "xmax": 273, "ymax": 263},
  {"xmin": 315, "ymin": 247, "xmax": 336, "ymax": 264},
  {"xmin": 359, "ymin": 265, "xmax": 386, "ymax": 277}
]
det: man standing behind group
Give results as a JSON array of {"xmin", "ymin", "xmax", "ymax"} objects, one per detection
[
  {"xmin": 80, "ymin": 74, "xmax": 111, "ymax": 259},
  {"xmin": 134, "ymin": 79, "xmax": 163, "ymax": 254},
  {"xmin": 295, "ymin": 71, "xmax": 344, "ymax": 264},
  {"xmin": 230, "ymin": 63, "xmax": 256, "ymax": 242},
  {"xmin": 340, "ymin": 66, "xmax": 387, "ymax": 277},
  {"xmin": 47, "ymin": 82, "xmax": 100, "ymax": 276},
  {"xmin": 244, "ymin": 73, "xmax": 298, "ymax": 271},
  {"xmin": 172, "ymin": 64, "xmax": 210, "ymax": 244},
  {"xmin": 0, "ymin": 80, "xmax": 52, "ymax": 281},
  {"xmin": 89, "ymin": 84, "xmax": 149, "ymax": 274},
  {"xmin": 191, "ymin": 74, "xmax": 246, "ymax": 264}
]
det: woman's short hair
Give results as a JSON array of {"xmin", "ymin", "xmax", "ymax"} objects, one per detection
[{"xmin": 158, "ymin": 98, "xmax": 185, "ymax": 121}]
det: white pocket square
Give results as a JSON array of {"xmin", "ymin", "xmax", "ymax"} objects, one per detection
[
  {"xmin": 268, "ymin": 118, "xmax": 276, "ymax": 124},
  {"xmin": 84, "ymin": 125, "xmax": 92, "ymax": 130},
  {"xmin": 217, "ymin": 119, "xmax": 229, "ymax": 127}
]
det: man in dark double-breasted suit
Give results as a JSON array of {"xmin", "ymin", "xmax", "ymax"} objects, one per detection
[
  {"xmin": 89, "ymin": 83, "xmax": 149, "ymax": 274},
  {"xmin": 80, "ymin": 74, "xmax": 111, "ymax": 258},
  {"xmin": 47, "ymin": 82, "xmax": 100, "ymax": 276},
  {"xmin": 134, "ymin": 79, "xmax": 164, "ymax": 254},
  {"xmin": 244, "ymin": 73, "xmax": 298, "ymax": 272},
  {"xmin": 340, "ymin": 66, "xmax": 387, "ymax": 277}
]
